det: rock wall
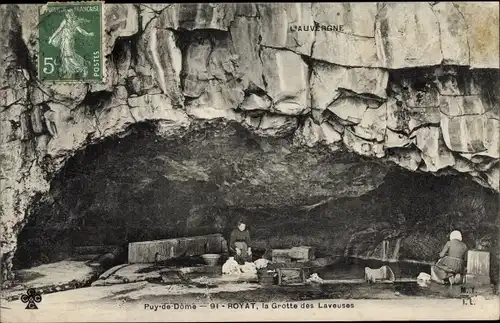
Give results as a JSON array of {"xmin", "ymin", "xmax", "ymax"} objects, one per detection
[{"xmin": 1, "ymin": 3, "xmax": 499, "ymax": 281}]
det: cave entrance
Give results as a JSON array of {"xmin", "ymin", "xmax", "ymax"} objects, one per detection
[{"xmin": 12, "ymin": 122, "xmax": 499, "ymax": 287}]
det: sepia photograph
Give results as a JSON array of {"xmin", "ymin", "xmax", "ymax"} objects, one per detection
[{"xmin": 0, "ymin": 1, "xmax": 499, "ymax": 322}]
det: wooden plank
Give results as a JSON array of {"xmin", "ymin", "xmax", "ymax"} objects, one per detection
[
  {"xmin": 320, "ymin": 279, "xmax": 367, "ymax": 284},
  {"xmin": 466, "ymin": 250, "xmax": 490, "ymax": 276},
  {"xmin": 128, "ymin": 233, "xmax": 228, "ymax": 263},
  {"xmin": 318, "ymin": 278, "xmax": 416, "ymax": 285},
  {"xmin": 395, "ymin": 278, "xmax": 418, "ymax": 283}
]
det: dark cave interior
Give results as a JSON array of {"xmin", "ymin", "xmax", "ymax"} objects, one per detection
[{"xmin": 13, "ymin": 122, "xmax": 499, "ymax": 284}]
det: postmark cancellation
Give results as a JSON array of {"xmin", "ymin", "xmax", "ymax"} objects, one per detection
[{"xmin": 37, "ymin": 1, "xmax": 104, "ymax": 83}]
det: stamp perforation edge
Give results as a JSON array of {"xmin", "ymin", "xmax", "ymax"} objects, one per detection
[{"xmin": 37, "ymin": 1, "xmax": 107, "ymax": 85}]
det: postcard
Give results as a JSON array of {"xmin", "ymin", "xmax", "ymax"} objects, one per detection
[{"xmin": 0, "ymin": 2, "xmax": 498, "ymax": 322}]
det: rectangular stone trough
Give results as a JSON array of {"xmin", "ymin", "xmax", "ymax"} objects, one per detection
[
  {"xmin": 128, "ymin": 233, "xmax": 228, "ymax": 264},
  {"xmin": 272, "ymin": 246, "xmax": 316, "ymax": 263}
]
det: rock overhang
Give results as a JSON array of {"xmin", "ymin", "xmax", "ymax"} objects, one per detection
[{"xmin": 1, "ymin": 2, "xmax": 499, "ymax": 281}]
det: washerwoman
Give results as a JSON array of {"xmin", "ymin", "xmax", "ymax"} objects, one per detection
[{"xmin": 229, "ymin": 219, "xmax": 252, "ymax": 265}]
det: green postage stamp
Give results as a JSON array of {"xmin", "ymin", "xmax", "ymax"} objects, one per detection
[{"xmin": 38, "ymin": 1, "xmax": 104, "ymax": 83}]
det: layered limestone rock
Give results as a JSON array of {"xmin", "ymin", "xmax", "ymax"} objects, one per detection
[
  {"xmin": 0, "ymin": 3, "xmax": 499, "ymax": 281},
  {"xmin": 312, "ymin": 3, "xmax": 379, "ymax": 67}
]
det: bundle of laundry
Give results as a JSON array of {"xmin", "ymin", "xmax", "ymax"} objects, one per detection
[
  {"xmin": 222, "ymin": 257, "xmax": 241, "ymax": 275},
  {"xmin": 254, "ymin": 258, "xmax": 270, "ymax": 269},
  {"xmin": 306, "ymin": 273, "xmax": 324, "ymax": 283},
  {"xmin": 240, "ymin": 262, "xmax": 257, "ymax": 275},
  {"xmin": 417, "ymin": 272, "xmax": 431, "ymax": 287}
]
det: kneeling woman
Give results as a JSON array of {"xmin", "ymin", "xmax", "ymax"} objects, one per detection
[
  {"xmin": 431, "ymin": 230, "xmax": 468, "ymax": 284},
  {"xmin": 229, "ymin": 219, "xmax": 252, "ymax": 265}
]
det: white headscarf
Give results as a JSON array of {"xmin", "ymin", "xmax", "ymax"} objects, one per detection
[{"xmin": 450, "ymin": 230, "xmax": 462, "ymax": 241}]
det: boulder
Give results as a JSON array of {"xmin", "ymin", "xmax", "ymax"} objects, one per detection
[
  {"xmin": 320, "ymin": 122, "xmax": 343, "ymax": 146},
  {"xmin": 293, "ymin": 118, "xmax": 342, "ymax": 149},
  {"xmin": 384, "ymin": 129, "xmax": 411, "ymax": 148},
  {"xmin": 484, "ymin": 166, "xmax": 499, "ymax": 192},
  {"xmin": 310, "ymin": 63, "xmax": 388, "ymax": 111},
  {"xmin": 243, "ymin": 114, "xmax": 298, "ymax": 137},
  {"xmin": 238, "ymin": 94, "xmax": 272, "ymax": 112},
  {"xmin": 343, "ymin": 128, "xmax": 385, "ymax": 158},
  {"xmin": 354, "ymin": 104, "xmax": 387, "ymax": 142},
  {"xmin": 207, "ymin": 36, "xmax": 240, "ymax": 83},
  {"xmin": 293, "ymin": 118, "xmax": 322, "ymax": 148},
  {"xmin": 386, "ymin": 148, "xmax": 422, "ymax": 171},
  {"xmin": 327, "ymin": 97, "xmax": 370, "ymax": 125}
]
